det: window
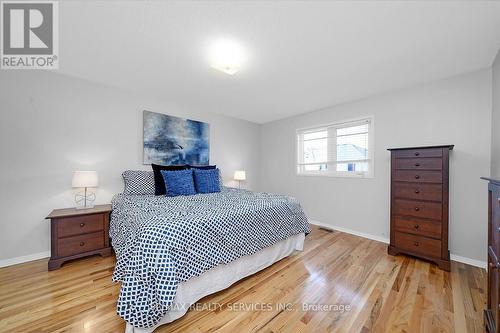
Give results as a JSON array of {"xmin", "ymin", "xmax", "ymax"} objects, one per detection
[{"xmin": 297, "ymin": 117, "xmax": 374, "ymax": 177}]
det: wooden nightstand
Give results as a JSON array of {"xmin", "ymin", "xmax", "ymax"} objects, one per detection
[{"xmin": 46, "ymin": 204, "xmax": 112, "ymax": 270}]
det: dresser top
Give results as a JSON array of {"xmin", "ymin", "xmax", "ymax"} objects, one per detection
[
  {"xmin": 387, "ymin": 145, "xmax": 454, "ymax": 151},
  {"xmin": 46, "ymin": 204, "xmax": 112, "ymax": 219}
]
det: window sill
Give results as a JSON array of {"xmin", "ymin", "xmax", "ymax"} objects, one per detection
[{"xmin": 296, "ymin": 172, "xmax": 374, "ymax": 179}]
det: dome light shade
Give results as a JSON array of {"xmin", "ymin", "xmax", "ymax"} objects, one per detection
[{"xmin": 209, "ymin": 38, "xmax": 246, "ymax": 75}]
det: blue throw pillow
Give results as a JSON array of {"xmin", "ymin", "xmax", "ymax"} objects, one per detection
[
  {"xmin": 160, "ymin": 169, "xmax": 196, "ymax": 197},
  {"xmin": 193, "ymin": 168, "xmax": 221, "ymax": 194}
]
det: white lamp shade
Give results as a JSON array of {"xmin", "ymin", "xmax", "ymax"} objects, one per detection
[
  {"xmin": 72, "ymin": 171, "xmax": 99, "ymax": 188},
  {"xmin": 234, "ymin": 170, "xmax": 246, "ymax": 181}
]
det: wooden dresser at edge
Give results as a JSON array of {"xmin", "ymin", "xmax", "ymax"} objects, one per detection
[
  {"xmin": 482, "ymin": 177, "xmax": 500, "ymax": 333},
  {"xmin": 388, "ymin": 145, "xmax": 454, "ymax": 271}
]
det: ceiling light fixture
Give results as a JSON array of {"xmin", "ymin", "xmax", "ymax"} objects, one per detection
[{"xmin": 208, "ymin": 38, "xmax": 246, "ymax": 75}]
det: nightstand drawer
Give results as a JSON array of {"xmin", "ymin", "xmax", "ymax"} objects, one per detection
[
  {"xmin": 57, "ymin": 214, "xmax": 104, "ymax": 238},
  {"xmin": 57, "ymin": 231, "xmax": 104, "ymax": 257}
]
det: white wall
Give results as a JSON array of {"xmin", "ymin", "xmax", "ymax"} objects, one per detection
[
  {"xmin": 260, "ymin": 69, "xmax": 492, "ymax": 263},
  {"xmin": 492, "ymin": 50, "xmax": 500, "ymax": 178},
  {"xmin": 0, "ymin": 71, "xmax": 260, "ymax": 263}
]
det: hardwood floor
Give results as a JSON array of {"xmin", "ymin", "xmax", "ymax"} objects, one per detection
[{"xmin": 0, "ymin": 225, "xmax": 486, "ymax": 333}]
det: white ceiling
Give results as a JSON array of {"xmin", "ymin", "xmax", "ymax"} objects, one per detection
[{"xmin": 59, "ymin": 1, "xmax": 500, "ymax": 124}]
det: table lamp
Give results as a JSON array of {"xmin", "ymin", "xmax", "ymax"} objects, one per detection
[
  {"xmin": 234, "ymin": 170, "xmax": 246, "ymax": 189},
  {"xmin": 72, "ymin": 171, "xmax": 99, "ymax": 209}
]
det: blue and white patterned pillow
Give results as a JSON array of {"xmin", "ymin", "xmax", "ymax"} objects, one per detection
[
  {"xmin": 193, "ymin": 168, "xmax": 221, "ymax": 194},
  {"xmin": 122, "ymin": 170, "xmax": 156, "ymax": 195},
  {"xmin": 161, "ymin": 169, "xmax": 196, "ymax": 196}
]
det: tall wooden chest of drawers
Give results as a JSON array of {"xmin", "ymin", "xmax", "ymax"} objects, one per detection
[
  {"xmin": 482, "ymin": 177, "xmax": 500, "ymax": 333},
  {"xmin": 388, "ymin": 145, "xmax": 454, "ymax": 271}
]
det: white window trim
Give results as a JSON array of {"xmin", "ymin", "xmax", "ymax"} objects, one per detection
[{"xmin": 296, "ymin": 116, "xmax": 375, "ymax": 178}]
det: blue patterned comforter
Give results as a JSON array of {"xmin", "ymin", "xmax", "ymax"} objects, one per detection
[{"xmin": 110, "ymin": 188, "xmax": 310, "ymax": 328}]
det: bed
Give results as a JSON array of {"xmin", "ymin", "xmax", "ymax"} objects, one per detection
[{"xmin": 110, "ymin": 187, "xmax": 310, "ymax": 332}]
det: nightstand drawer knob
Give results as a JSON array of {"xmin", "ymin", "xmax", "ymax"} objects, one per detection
[
  {"xmin": 414, "ymin": 224, "xmax": 419, "ymax": 229},
  {"xmin": 414, "ymin": 241, "xmax": 419, "ymax": 246},
  {"xmin": 415, "ymin": 163, "xmax": 420, "ymax": 167},
  {"xmin": 415, "ymin": 152, "xmax": 420, "ymax": 156},
  {"xmin": 414, "ymin": 189, "xmax": 420, "ymax": 194},
  {"xmin": 415, "ymin": 175, "xmax": 420, "ymax": 179},
  {"xmin": 414, "ymin": 207, "xmax": 420, "ymax": 211},
  {"xmin": 80, "ymin": 223, "xmax": 85, "ymax": 227},
  {"xmin": 80, "ymin": 241, "xmax": 85, "ymax": 247}
]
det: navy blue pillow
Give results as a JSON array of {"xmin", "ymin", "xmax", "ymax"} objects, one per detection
[
  {"xmin": 152, "ymin": 164, "xmax": 189, "ymax": 195},
  {"xmin": 193, "ymin": 168, "xmax": 221, "ymax": 194},
  {"xmin": 160, "ymin": 169, "xmax": 196, "ymax": 197},
  {"xmin": 189, "ymin": 165, "xmax": 216, "ymax": 170}
]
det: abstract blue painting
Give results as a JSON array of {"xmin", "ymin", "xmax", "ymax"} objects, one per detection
[{"xmin": 143, "ymin": 111, "xmax": 210, "ymax": 165}]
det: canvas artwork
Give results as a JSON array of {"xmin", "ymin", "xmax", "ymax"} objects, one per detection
[{"xmin": 143, "ymin": 111, "xmax": 210, "ymax": 165}]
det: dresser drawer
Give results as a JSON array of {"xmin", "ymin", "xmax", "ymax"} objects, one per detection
[
  {"xmin": 57, "ymin": 231, "xmax": 104, "ymax": 257},
  {"xmin": 394, "ymin": 199, "xmax": 442, "ymax": 220},
  {"xmin": 393, "ymin": 182, "xmax": 442, "ymax": 201},
  {"xmin": 393, "ymin": 170, "xmax": 442, "ymax": 183},
  {"xmin": 394, "ymin": 232, "xmax": 441, "ymax": 258},
  {"xmin": 57, "ymin": 214, "xmax": 104, "ymax": 238},
  {"xmin": 394, "ymin": 216, "xmax": 441, "ymax": 239},
  {"xmin": 394, "ymin": 158, "xmax": 442, "ymax": 170},
  {"xmin": 393, "ymin": 148, "xmax": 443, "ymax": 159}
]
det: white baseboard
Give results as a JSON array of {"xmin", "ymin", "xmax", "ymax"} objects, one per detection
[
  {"xmin": 450, "ymin": 254, "xmax": 487, "ymax": 269},
  {"xmin": 310, "ymin": 220, "xmax": 390, "ymax": 244},
  {"xmin": 309, "ymin": 220, "xmax": 487, "ymax": 269},
  {"xmin": 0, "ymin": 251, "xmax": 50, "ymax": 268}
]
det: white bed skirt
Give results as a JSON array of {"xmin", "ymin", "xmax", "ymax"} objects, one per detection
[{"xmin": 125, "ymin": 233, "xmax": 306, "ymax": 333}]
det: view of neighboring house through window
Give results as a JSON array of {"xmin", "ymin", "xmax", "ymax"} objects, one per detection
[{"xmin": 296, "ymin": 117, "xmax": 373, "ymax": 177}]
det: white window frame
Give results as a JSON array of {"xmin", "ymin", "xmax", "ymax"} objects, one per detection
[{"xmin": 296, "ymin": 116, "xmax": 374, "ymax": 178}]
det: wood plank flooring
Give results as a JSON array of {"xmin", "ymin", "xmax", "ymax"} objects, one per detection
[{"xmin": 0, "ymin": 225, "xmax": 486, "ymax": 332}]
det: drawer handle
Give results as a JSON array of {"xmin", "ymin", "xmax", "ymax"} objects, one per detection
[
  {"xmin": 415, "ymin": 152, "xmax": 420, "ymax": 156},
  {"xmin": 415, "ymin": 175, "xmax": 420, "ymax": 179},
  {"xmin": 80, "ymin": 223, "xmax": 85, "ymax": 227},
  {"xmin": 414, "ymin": 163, "xmax": 420, "ymax": 167},
  {"xmin": 80, "ymin": 241, "xmax": 85, "ymax": 247},
  {"xmin": 414, "ymin": 241, "xmax": 419, "ymax": 246},
  {"xmin": 414, "ymin": 224, "xmax": 419, "ymax": 230},
  {"xmin": 414, "ymin": 207, "xmax": 420, "ymax": 211},
  {"xmin": 489, "ymin": 262, "xmax": 500, "ymax": 269},
  {"xmin": 414, "ymin": 189, "xmax": 420, "ymax": 194}
]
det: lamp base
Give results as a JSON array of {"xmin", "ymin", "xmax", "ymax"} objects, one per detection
[{"xmin": 75, "ymin": 188, "xmax": 96, "ymax": 210}]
